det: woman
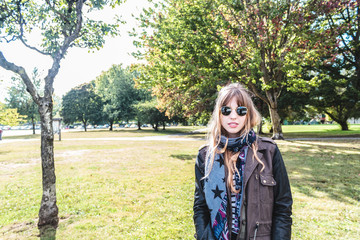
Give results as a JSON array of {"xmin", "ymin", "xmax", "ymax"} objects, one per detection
[{"xmin": 193, "ymin": 83, "xmax": 292, "ymax": 240}]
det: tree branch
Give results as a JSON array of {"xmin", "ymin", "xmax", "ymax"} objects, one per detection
[
  {"xmin": 327, "ymin": 13, "xmax": 355, "ymax": 58},
  {"xmin": 43, "ymin": 0, "xmax": 84, "ymax": 98},
  {"xmin": 0, "ymin": 51, "xmax": 40, "ymax": 105},
  {"xmin": 60, "ymin": 0, "xmax": 83, "ymax": 57},
  {"xmin": 17, "ymin": 2, "xmax": 52, "ymax": 56},
  {"xmin": 0, "ymin": 35, "xmax": 18, "ymax": 43},
  {"xmin": 19, "ymin": 37, "xmax": 52, "ymax": 56},
  {"xmin": 324, "ymin": 109, "xmax": 340, "ymax": 123},
  {"xmin": 248, "ymin": 82, "xmax": 269, "ymax": 105}
]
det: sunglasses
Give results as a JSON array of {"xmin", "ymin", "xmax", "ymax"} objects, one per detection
[{"xmin": 221, "ymin": 106, "xmax": 247, "ymax": 116}]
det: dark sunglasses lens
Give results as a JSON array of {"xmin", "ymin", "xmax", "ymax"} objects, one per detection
[
  {"xmin": 221, "ymin": 106, "xmax": 231, "ymax": 116},
  {"xmin": 236, "ymin": 106, "xmax": 247, "ymax": 116}
]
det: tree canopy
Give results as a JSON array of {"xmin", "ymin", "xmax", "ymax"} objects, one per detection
[
  {"xmin": 95, "ymin": 64, "xmax": 152, "ymax": 130},
  {"xmin": 134, "ymin": 99, "xmax": 169, "ymax": 131},
  {"xmin": 61, "ymin": 81, "xmax": 103, "ymax": 131},
  {"xmin": 307, "ymin": 0, "xmax": 360, "ymax": 130},
  {"xmin": 132, "ymin": 0, "xmax": 322, "ymax": 139}
]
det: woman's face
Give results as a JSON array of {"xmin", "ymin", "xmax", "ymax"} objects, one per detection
[{"xmin": 220, "ymin": 97, "xmax": 246, "ymax": 138}]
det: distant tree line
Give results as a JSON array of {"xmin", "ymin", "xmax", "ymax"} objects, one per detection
[{"xmin": 60, "ymin": 64, "xmax": 177, "ymax": 131}]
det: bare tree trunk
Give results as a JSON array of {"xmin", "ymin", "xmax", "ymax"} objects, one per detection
[
  {"xmin": 339, "ymin": 121, "xmax": 349, "ymax": 130},
  {"xmin": 137, "ymin": 120, "xmax": 141, "ymax": 130},
  {"xmin": 83, "ymin": 120, "xmax": 87, "ymax": 132},
  {"xmin": 37, "ymin": 98, "xmax": 58, "ymax": 239},
  {"xmin": 109, "ymin": 119, "xmax": 113, "ymax": 131},
  {"xmin": 268, "ymin": 105, "xmax": 284, "ymax": 140},
  {"xmin": 32, "ymin": 116, "xmax": 36, "ymax": 135},
  {"xmin": 257, "ymin": 119, "xmax": 264, "ymax": 135}
]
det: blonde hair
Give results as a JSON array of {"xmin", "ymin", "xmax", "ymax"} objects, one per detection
[{"xmin": 205, "ymin": 83, "xmax": 264, "ymax": 193}]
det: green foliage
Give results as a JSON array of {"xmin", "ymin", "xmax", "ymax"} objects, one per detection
[
  {"xmin": 134, "ymin": 99, "xmax": 169, "ymax": 131},
  {"xmin": 0, "ymin": 0, "xmax": 122, "ymax": 54},
  {"xmin": 0, "ymin": 0, "xmax": 125, "ymax": 109},
  {"xmin": 95, "ymin": 65, "xmax": 152, "ymax": 127},
  {"xmin": 131, "ymin": 0, "xmax": 230, "ymax": 120},
  {"xmin": 303, "ymin": 0, "xmax": 360, "ymax": 130},
  {"xmin": 132, "ymin": 0, "xmax": 321, "ymax": 135},
  {"xmin": 309, "ymin": 62, "xmax": 360, "ymax": 130},
  {"xmin": 277, "ymin": 90, "xmax": 312, "ymax": 122},
  {"xmin": 0, "ymin": 102, "xmax": 24, "ymax": 126},
  {"xmin": 61, "ymin": 82, "xmax": 103, "ymax": 130},
  {"xmin": 5, "ymin": 68, "xmax": 41, "ymax": 127}
]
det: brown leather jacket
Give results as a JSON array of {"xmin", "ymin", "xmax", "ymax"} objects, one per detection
[{"xmin": 193, "ymin": 137, "xmax": 292, "ymax": 240}]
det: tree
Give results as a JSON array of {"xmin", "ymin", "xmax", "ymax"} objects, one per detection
[
  {"xmin": 307, "ymin": 0, "xmax": 360, "ymax": 130},
  {"xmin": 6, "ymin": 68, "xmax": 41, "ymax": 134},
  {"xmin": 134, "ymin": 99, "xmax": 169, "ymax": 131},
  {"xmin": 312, "ymin": 0, "xmax": 359, "ymax": 90},
  {"xmin": 277, "ymin": 90, "xmax": 312, "ymax": 123},
  {"xmin": 0, "ymin": 102, "xmax": 24, "ymax": 126},
  {"xmin": 95, "ymin": 65, "xmax": 151, "ymax": 130},
  {"xmin": 0, "ymin": 0, "xmax": 123, "ymax": 237},
  {"xmin": 61, "ymin": 82, "xmax": 103, "ymax": 131},
  {"xmin": 133, "ymin": 0, "xmax": 320, "ymax": 139},
  {"xmin": 309, "ymin": 60, "xmax": 360, "ymax": 130}
]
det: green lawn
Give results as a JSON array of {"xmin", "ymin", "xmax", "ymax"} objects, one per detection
[
  {"xmin": 256, "ymin": 124, "xmax": 360, "ymax": 138},
  {"xmin": 0, "ymin": 127, "xmax": 359, "ymax": 239},
  {"xmin": 3, "ymin": 124, "xmax": 360, "ymax": 140},
  {"xmin": 2, "ymin": 126, "xmax": 205, "ymax": 140},
  {"xmin": 281, "ymin": 124, "xmax": 360, "ymax": 138}
]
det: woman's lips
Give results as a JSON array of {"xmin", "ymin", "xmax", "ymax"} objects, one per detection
[{"xmin": 228, "ymin": 122, "xmax": 239, "ymax": 128}]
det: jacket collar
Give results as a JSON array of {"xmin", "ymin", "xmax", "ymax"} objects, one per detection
[{"xmin": 257, "ymin": 136, "xmax": 276, "ymax": 150}]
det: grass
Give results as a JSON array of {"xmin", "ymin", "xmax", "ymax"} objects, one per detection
[
  {"xmin": 278, "ymin": 140, "xmax": 360, "ymax": 239},
  {"xmin": 257, "ymin": 124, "xmax": 360, "ymax": 138},
  {"xmin": 3, "ymin": 124, "xmax": 360, "ymax": 140},
  {"xmin": 2, "ymin": 126, "xmax": 205, "ymax": 140},
  {"xmin": 281, "ymin": 124, "xmax": 360, "ymax": 138},
  {"xmin": 0, "ymin": 126, "xmax": 359, "ymax": 239}
]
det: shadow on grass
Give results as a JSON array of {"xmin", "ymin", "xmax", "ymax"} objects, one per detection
[
  {"xmin": 282, "ymin": 140, "xmax": 360, "ymax": 204},
  {"xmin": 170, "ymin": 154, "xmax": 197, "ymax": 161}
]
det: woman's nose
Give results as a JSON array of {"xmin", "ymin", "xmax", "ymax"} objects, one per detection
[{"xmin": 229, "ymin": 109, "xmax": 237, "ymax": 118}]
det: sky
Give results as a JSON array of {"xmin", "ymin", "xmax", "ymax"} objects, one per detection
[{"xmin": 0, "ymin": 0, "xmax": 151, "ymax": 102}]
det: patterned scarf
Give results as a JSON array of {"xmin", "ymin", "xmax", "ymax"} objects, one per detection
[{"xmin": 204, "ymin": 130, "xmax": 256, "ymax": 240}]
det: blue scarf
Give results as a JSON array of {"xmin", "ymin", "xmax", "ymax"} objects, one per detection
[{"xmin": 204, "ymin": 130, "xmax": 256, "ymax": 240}]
